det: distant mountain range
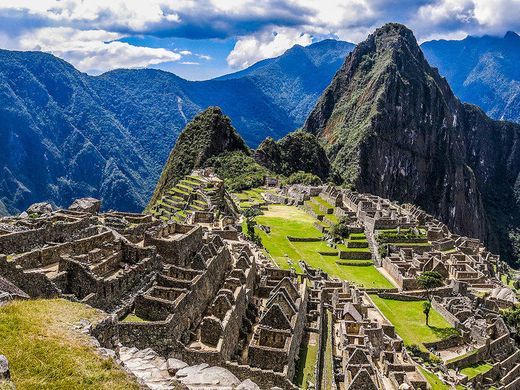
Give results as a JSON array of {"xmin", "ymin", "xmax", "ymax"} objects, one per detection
[
  {"xmin": 0, "ymin": 30, "xmax": 519, "ymax": 215},
  {"xmin": 422, "ymin": 31, "xmax": 520, "ymax": 123},
  {"xmin": 0, "ymin": 40, "xmax": 354, "ymax": 214}
]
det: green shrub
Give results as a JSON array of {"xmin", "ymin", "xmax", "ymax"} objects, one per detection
[
  {"xmin": 205, "ymin": 151, "xmax": 270, "ymax": 192},
  {"xmin": 328, "ymin": 216, "xmax": 351, "ymax": 240},
  {"xmin": 283, "ymin": 171, "xmax": 322, "ymax": 186}
]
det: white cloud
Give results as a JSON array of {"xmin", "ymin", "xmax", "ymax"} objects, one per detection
[
  {"xmin": 414, "ymin": 0, "xmax": 520, "ymax": 38},
  {"xmin": 181, "ymin": 61, "xmax": 200, "ymax": 65},
  {"xmin": 0, "ymin": 0, "xmax": 519, "ymax": 73},
  {"xmin": 14, "ymin": 27, "xmax": 181, "ymax": 74},
  {"xmin": 227, "ymin": 28, "xmax": 312, "ymax": 69}
]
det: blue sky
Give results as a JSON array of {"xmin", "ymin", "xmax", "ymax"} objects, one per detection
[
  {"xmin": 119, "ymin": 35, "xmax": 237, "ymax": 80},
  {"xmin": 0, "ymin": 1, "xmax": 518, "ymax": 80}
]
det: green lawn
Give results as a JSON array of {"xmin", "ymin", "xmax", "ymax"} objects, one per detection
[
  {"xmin": 323, "ymin": 214, "xmax": 338, "ymax": 225},
  {"xmin": 370, "ymin": 295, "xmax": 458, "ymax": 348},
  {"xmin": 311, "ymin": 196, "xmax": 333, "ymax": 209},
  {"xmin": 321, "ymin": 310, "xmax": 334, "ymax": 390},
  {"xmin": 255, "ymin": 205, "xmax": 393, "ymax": 288},
  {"xmin": 501, "ymin": 274, "xmax": 517, "ymax": 291},
  {"xmin": 233, "ymin": 188, "xmax": 266, "ymax": 209},
  {"xmin": 418, "ymin": 367, "xmax": 451, "ymax": 390},
  {"xmin": 121, "ymin": 313, "xmax": 147, "ymax": 323},
  {"xmin": 460, "ymin": 362, "xmax": 493, "ymax": 379},
  {"xmin": 305, "ymin": 200, "xmax": 325, "ymax": 216},
  {"xmin": 0, "ymin": 299, "xmax": 139, "ymax": 389},
  {"xmin": 294, "ymin": 335, "xmax": 318, "ymax": 389}
]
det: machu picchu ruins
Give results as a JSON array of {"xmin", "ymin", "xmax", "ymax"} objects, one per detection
[
  {"xmin": 1, "ymin": 171, "xmax": 519, "ymax": 389},
  {"xmin": 1, "ymin": 17, "xmax": 520, "ymax": 390}
]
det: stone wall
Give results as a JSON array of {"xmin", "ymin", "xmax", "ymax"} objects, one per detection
[
  {"xmin": 0, "ymin": 255, "xmax": 61, "ymax": 298},
  {"xmin": 211, "ymin": 229, "xmax": 239, "ymax": 241},
  {"xmin": 59, "ymin": 247, "xmax": 159, "ymax": 311},
  {"xmin": 286, "ymin": 285, "xmax": 308, "ymax": 380},
  {"xmin": 423, "ymin": 335, "xmax": 464, "ymax": 350},
  {"xmin": 118, "ymin": 245, "xmax": 233, "ymax": 354},
  {"xmin": 446, "ymin": 334, "xmax": 515, "ymax": 369},
  {"xmin": 0, "ymin": 217, "xmax": 94, "ymax": 255},
  {"xmin": 14, "ymin": 230, "xmax": 112, "ymax": 270},
  {"xmin": 287, "ymin": 236, "xmax": 321, "ymax": 242},
  {"xmin": 339, "ymin": 250, "xmax": 372, "ymax": 260},
  {"xmin": 381, "ymin": 258, "xmax": 419, "ymax": 290},
  {"xmin": 143, "ymin": 224, "xmax": 203, "ymax": 265},
  {"xmin": 431, "ymin": 298, "xmax": 460, "ymax": 328},
  {"xmin": 376, "ymin": 293, "xmax": 423, "ymax": 301}
]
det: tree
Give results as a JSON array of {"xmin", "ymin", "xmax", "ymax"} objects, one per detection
[
  {"xmin": 502, "ymin": 307, "xmax": 520, "ymax": 334},
  {"xmin": 416, "ymin": 271, "xmax": 444, "ymax": 325},
  {"xmin": 422, "ymin": 302, "xmax": 432, "ymax": 326},
  {"xmin": 243, "ymin": 207, "xmax": 262, "ymax": 246},
  {"xmin": 328, "ymin": 216, "xmax": 350, "ymax": 242}
]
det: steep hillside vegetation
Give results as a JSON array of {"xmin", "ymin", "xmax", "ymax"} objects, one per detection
[
  {"xmin": 0, "ymin": 40, "xmax": 353, "ymax": 215},
  {"xmin": 148, "ymin": 107, "xmax": 249, "ymax": 208},
  {"xmin": 303, "ymin": 23, "xmax": 520, "ymax": 263},
  {"xmin": 0, "ymin": 50, "xmax": 154, "ymax": 213},
  {"xmin": 255, "ymin": 131, "xmax": 331, "ymax": 180},
  {"xmin": 422, "ymin": 32, "xmax": 520, "ymax": 123}
]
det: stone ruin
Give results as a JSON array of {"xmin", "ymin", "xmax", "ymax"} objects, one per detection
[{"xmin": 1, "ymin": 177, "xmax": 519, "ymax": 389}]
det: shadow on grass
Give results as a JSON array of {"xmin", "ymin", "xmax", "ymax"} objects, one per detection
[{"xmin": 428, "ymin": 325, "xmax": 459, "ymax": 339}]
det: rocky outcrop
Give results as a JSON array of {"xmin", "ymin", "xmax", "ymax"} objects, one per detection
[
  {"xmin": 69, "ymin": 198, "xmax": 101, "ymax": 214},
  {"xmin": 0, "ymin": 355, "xmax": 10, "ymax": 381},
  {"xmin": 25, "ymin": 202, "xmax": 55, "ymax": 216},
  {"xmin": 303, "ymin": 23, "xmax": 520, "ymax": 263}
]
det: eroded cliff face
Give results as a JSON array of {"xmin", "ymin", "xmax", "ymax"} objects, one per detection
[{"xmin": 304, "ymin": 23, "xmax": 520, "ymax": 262}]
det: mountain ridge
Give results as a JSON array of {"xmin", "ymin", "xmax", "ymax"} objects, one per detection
[
  {"xmin": 0, "ymin": 39, "xmax": 354, "ymax": 214},
  {"xmin": 421, "ymin": 31, "xmax": 520, "ymax": 123},
  {"xmin": 303, "ymin": 23, "xmax": 520, "ymax": 263}
]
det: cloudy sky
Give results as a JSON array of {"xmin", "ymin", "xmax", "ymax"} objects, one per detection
[{"xmin": 0, "ymin": 0, "xmax": 518, "ymax": 80}]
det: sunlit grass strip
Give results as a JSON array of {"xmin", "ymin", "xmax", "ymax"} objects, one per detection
[
  {"xmin": 460, "ymin": 362, "xmax": 493, "ymax": 379},
  {"xmin": 370, "ymin": 295, "xmax": 458, "ymax": 348},
  {"xmin": 320, "ymin": 310, "xmax": 334, "ymax": 390},
  {"xmin": 294, "ymin": 336, "xmax": 318, "ymax": 389},
  {"xmin": 0, "ymin": 299, "xmax": 139, "ymax": 389}
]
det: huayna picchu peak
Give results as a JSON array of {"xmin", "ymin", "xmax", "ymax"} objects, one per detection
[
  {"xmin": 148, "ymin": 107, "xmax": 249, "ymax": 209},
  {"xmin": 3, "ymin": 11, "xmax": 520, "ymax": 390},
  {"xmin": 304, "ymin": 23, "xmax": 520, "ymax": 264}
]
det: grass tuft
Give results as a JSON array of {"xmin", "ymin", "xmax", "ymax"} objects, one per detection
[{"xmin": 0, "ymin": 299, "xmax": 139, "ymax": 389}]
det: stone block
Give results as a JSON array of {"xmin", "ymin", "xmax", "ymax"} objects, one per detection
[
  {"xmin": 0, "ymin": 355, "xmax": 10, "ymax": 380},
  {"xmin": 69, "ymin": 198, "xmax": 101, "ymax": 214}
]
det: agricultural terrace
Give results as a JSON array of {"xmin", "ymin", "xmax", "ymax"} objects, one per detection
[
  {"xmin": 254, "ymin": 204, "xmax": 394, "ymax": 289},
  {"xmin": 460, "ymin": 362, "xmax": 493, "ymax": 379},
  {"xmin": 232, "ymin": 187, "xmax": 269, "ymax": 209},
  {"xmin": 369, "ymin": 295, "xmax": 458, "ymax": 349}
]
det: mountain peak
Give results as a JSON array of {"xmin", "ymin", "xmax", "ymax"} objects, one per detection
[
  {"xmin": 147, "ymin": 106, "xmax": 248, "ymax": 208},
  {"xmin": 303, "ymin": 23, "xmax": 520, "ymax": 263},
  {"xmin": 373, "ymin": 22, "xmax": 416, "ymax": 41},
  {"xmin": 358, "ymin": 23, "xmax": 422, "ymax": 60},
  {"xmin": 504, "ymin": 30, "xmax": 520, "ymax": 40},
  {"xmin": 303, "ymin": 23, "xmax": 449, "ymax": 143}
]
